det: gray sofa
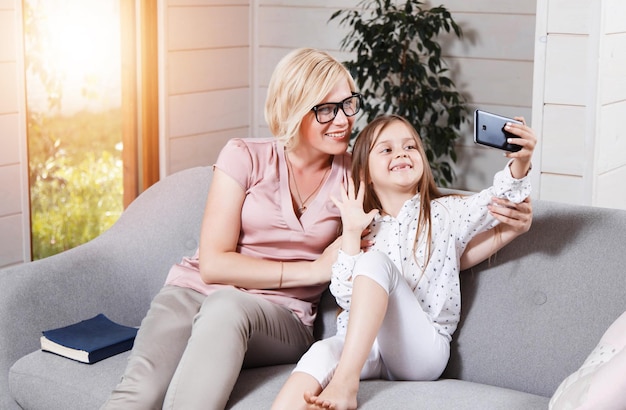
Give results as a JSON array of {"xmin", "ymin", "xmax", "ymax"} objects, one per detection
[{"xmin": 2, "ymin": 166, "xmax": 625, "ymax": 409}]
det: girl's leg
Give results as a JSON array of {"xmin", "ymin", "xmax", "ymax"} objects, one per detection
[
  {"xmin": 305, "ymin": 251, "xmax": 391, "ymax": 410},
  {"xmin": 101, "ymin": 286, "xmax": 204, "ymax": 410},
  {"xmin": 273, "ymin": 372, "xmax": 323, "ymax": 410},
  {"xmin": 308, "ymin": 275, "xmax": 387, "ymax": 410},
  {"xmin": 306, "ymin": 251, "xmax": 448, "ymax": 410},
  {"xmin": 163, "ymin": 287, "xmax": 313, "ymax": 410},
  {"xmin": 375, "ymin": 268, "xmax": 450, "ymax": 381},
  {"xmin": 273, "ymin": 335, "xmax": 347, "ymax": 410},
  {"xmin": 584, "ymin": 347, "xmax": 626, "ymax": 409},
  {"xmin": 599, "ymin": 310, "xmax": 626, "ymax": 350}
]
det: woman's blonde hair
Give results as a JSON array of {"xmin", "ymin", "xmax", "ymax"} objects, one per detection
[
  {"xmin": 351, "ymin": 114, "xmax": 444, "ymax": 274},
  {"xmin": 265, "ymin": 48, "xmax": 356, "ymax": 147}
]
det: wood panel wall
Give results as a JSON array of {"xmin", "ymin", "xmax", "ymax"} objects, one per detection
[
  {"xmin": 4, "ymin": 0, "xmax": 624, "ymax": 268},
  {"xmin": 162, "ymin": 0, "xmax": 251, "ymax": 174},
  {"xmin": 533, "ymin": 0, "xmax": 626, "ymax": 208},
  {"xmin": 160, "ymin": 0, "xmax": 537, "ymax": 192},
  {"xmin": 0, "ymin": 0, "xmax": 30, "ymax": 268}
]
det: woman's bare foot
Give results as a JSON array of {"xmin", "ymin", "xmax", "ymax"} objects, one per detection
[{"xmin": 303, "ymin": 377, "xmax": 359, "ymax": 410}]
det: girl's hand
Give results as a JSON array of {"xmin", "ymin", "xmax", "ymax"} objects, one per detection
[
  {"xmin": 331, "ymin": 178, "xmax": 379, "ymax": 255},
  {"xmin": 504, "ymin": 116, "xmax": 536, "ymax": 178},
  {"xmin": 461, "ymin": 197, "xmax": 533, "ymax": 271},
  {"xmin": 488, "ymin": 197, "xmax": 533, "ymax": 234},
  {"xmin": 505, "ymin": 117, "xmax": 537, "ymax": 159},
  {"xmin": 331, "ymin": 178, "xmax": 379, "ymax": 235}
]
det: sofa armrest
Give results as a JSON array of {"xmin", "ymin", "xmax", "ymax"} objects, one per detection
[{"xmin": 0, "ymin": 166, "xmax": 212, "ymax": 409}]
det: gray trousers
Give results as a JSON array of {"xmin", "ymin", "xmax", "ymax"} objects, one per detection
[{"xmin": 101, "ymin": 285, "xmax": 314, "ymax": 410}]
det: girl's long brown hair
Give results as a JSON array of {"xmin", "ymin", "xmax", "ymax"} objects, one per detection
[{"xmin": 351, "ymin": 115, "xmax": 445, "ymax": 273}]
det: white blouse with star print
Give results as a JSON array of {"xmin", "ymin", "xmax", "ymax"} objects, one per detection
[{"xmin": 330, "ymin": 161, "xmax": 531, "ymax": 341}]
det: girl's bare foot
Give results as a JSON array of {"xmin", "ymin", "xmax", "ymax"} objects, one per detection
[{"xmin": 303, "ymin": 377, "xmax": 359, "ymax": 410}]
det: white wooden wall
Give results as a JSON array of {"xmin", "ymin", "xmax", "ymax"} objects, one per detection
[
  {"xmin": 0, "ymin": 0, "xmax": 541, "ymax": 268},
  {"xmin": 162, "ymin": 0, "xmax": 251, "ymax": 175},
  {"xmin": 441, "ymin": 1, "xmax": 537, "ymax": 191},
  {"xmin": 533, "ymin": 0, "xmax": 626, "ymax": 208},
  {"xmin": 0, "ymin": 0, "xmax": 30, "ymax": 268},
  {"xmin": 159, "ymin": 0, "xmax": 537, "ymax": 193},
  {"xmin": 2, "ymin": 0, "xmax": 623, "ymax": 268},
  {"xmin": 254, "ymin": 0, "xmax": 538, "ymax": 193}
]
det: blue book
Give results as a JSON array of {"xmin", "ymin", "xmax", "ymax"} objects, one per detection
[{"xmin": 40, "ymin": 314, "xmax": 138, "ymax": 364}]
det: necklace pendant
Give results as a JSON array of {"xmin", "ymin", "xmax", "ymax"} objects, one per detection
[{"xmin": 298, "ymin": 206, "xmax": 307, "ymax": 214}]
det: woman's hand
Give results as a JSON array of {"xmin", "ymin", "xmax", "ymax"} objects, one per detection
[{"xmin": 308, "ymin": 236, "xmax": 342, "ymax": 284}]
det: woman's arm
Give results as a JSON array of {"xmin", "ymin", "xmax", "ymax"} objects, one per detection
[
  {"xmin": 198, "ymin": 168, "xmax": 335, "ymax": 289},
  {"xmin": 460, "ymin": 197, "xmax": 532, "ymax": 271}
]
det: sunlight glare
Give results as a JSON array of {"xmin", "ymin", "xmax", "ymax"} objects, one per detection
[{"xmin": 28, "ymin": 0, "xmax": 121, "ymax": 113}]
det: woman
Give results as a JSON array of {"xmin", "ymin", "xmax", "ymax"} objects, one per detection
[{"xmin": 102, "ymin": 48, "xmax": 532, "ymax": 410}]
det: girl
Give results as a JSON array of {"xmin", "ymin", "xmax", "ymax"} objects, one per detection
[{"xmin": 273, "ymin": 114, "xmax": 535, "ymax": 410}]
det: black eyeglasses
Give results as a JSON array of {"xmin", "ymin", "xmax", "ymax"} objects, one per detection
[{"xmin": 311, "ymin": 93, "xmax": 362, "ymax": 124}]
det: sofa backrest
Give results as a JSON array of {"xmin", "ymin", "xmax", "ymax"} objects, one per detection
[
  {"xmin": 98, "ymin": 166, "xmax": 214, "ymax": 321},
  {"xmin": 134, "ymin": 169, "xmax": 625, "ymax": 398},
  {"xmin": 0, "ymin": 166, "xmax": 213, "ymax": 410},
  {"xmin": 442, "ymin": 200, "xmax": 626, "ymax": 397}
]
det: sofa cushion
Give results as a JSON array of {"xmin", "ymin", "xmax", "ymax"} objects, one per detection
[
  {"xmin": 229, "ymin": 365, "xmax": 549, "ymax": 409},
  {"xmin": 11, "ymin": 349, "xmax": 548, "ymax": 410},
  {"xmin": 9, "ymin": 350, "xmax": 127, "ymax": 410},
  {"xmin": 443, "ymin": 201, "xmax": 626, "ymax": 397}
]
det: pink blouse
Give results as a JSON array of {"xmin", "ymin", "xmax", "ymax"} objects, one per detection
[{"xmin": 165, "ymin": 138, "xmax": 351, "ymax": 326}]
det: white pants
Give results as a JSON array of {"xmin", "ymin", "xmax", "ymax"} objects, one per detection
[{"xmin": 294, "ymin": 251, "xmax": 450, "ymax": 387}]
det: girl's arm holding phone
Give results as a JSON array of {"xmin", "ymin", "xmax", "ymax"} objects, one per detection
[{"xmin": 460, "ymin": 197, "xmax": 532, "ymax": 271}]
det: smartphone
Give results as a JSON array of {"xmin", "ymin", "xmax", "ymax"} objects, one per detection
[{"xmin": 474, "ymin": 110, "xmax": 522, "ymax": 152}]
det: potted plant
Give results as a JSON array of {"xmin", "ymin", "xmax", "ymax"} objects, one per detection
[{"xmin": 331, "ymin": 0, "xmax": 467, "ymax": 186}]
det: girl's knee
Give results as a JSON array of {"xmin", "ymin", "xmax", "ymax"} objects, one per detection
[
  {"xmin": 353, "ymin": 251, "xmax": 400, "ymax": 292},
  {"xmin": 356, "ymin": 250, "xmax": 389, "ymax": 265},
  {"xmin": 601, "ymin": 311, "xmax": 626, "ymax": 348},
  {"xmin": 307, "ymin": 337, "xmax": 343, "ymax": 361}
]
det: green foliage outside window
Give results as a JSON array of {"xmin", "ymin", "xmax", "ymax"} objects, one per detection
[{"xmin": 28, "ymin": 110, "xmax": 123, "ymax": 260}]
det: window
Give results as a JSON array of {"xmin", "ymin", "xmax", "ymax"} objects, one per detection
[{"xmin": 23, "ymin": 0, "xmax": 158, "ymax": 260}]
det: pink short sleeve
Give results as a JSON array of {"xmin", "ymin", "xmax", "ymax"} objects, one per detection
[{"xmin": 214, "ymin": 138, "xmax": 254, "ymax": 190}]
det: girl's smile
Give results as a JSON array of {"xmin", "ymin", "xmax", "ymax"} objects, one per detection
[{"xmin": 389, "ymin": 160, "xmax": 413, "ymax": 172}]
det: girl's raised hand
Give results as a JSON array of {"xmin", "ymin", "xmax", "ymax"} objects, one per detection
[
  {"xmin": 331, "ymin": 178, "xmax": 379, "ymax": 235},
  {"xmin": 331, "ymin": 178, "xmax": 379, "ymax": 256}
]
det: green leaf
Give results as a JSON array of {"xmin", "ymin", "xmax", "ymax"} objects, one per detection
[{"xmin": 331, "ymin": 0, "xmax": 467, "ymax": 185}]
